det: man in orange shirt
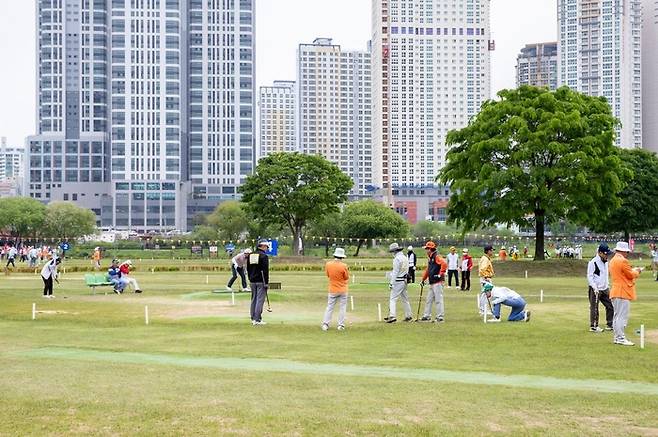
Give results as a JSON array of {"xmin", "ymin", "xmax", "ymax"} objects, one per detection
[
  {"xmin": 322, "ymin": 247, "xmax": 350, "ymax": 331},
  {"xmin": 609, "ymin": 241, "xmax": 643, "ymax": 346}
]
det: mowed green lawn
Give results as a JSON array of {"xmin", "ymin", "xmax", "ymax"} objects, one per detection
[{"xmin": 1, "ymin": 264, "xmax": 658, "ymax": 436}]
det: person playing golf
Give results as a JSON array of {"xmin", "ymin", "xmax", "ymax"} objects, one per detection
[
  {"xmin": 384, "ymin": 243, "xmax": 413, "ymax": 323},
  {"xmin": 478, "ymin": 245, "xmax": 496, "ymax": 315},
  {"xmin": 321, "ymin": 247, "xmax": 349, "ymax": 331},
  {"xmin": 609, "ymin": 241, "xmax": 643, "ymax": 346},
  {"xmin": 226, "ymin": 248, "xmax": 252, "ymax": 292},
  {"xmin": 41, "ymin": 256, "xmax": 62, "ymax": 298},
  {"xmin": 586, "ymin": 244, "xmax": 614, "ymax": 332},
  {"xmin": 481, "ymin": 283, "xmax": 531, "ymax": 322},
  {"xmin": 420, "ymin": 241, "xmax": 448, "ymax": 322},
  {"xmin": 247, "ymin": 239, "xmax": 270, "ymax": 326}
]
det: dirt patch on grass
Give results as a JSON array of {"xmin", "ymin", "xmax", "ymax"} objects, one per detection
[
  {"xmin": 645, "ymin": 330, "xmax": 658, "ymax": 345},
  {"xmin": 579, "ymin": 416, "xmax": 658, "ymax": 436}
]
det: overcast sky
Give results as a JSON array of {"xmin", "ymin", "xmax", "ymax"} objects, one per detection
[{"xmin": 0, "ymin": 0, "xmax": 556, "ymax": 147}]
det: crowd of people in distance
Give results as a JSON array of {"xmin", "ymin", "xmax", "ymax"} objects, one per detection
[{"xmin": 1, "ymin": 242, "xmax": 60, "ymax": 270}]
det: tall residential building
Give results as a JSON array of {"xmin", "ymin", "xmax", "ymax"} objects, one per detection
[
  {"xmin": 643, "ymin": 0, "xmax": 658, "ymax": 152},
  {"xmin": 0, "ymin": 137, "xmax": 25, "ymax": 197},
  {"xmin": 371, "ymin": 0, "xmax": 492, "ymax": 221},
  {"xmin": 516, "ymin": 42, "xmax": 559, "ymax": 90},
  {"xmin": 28, "ymin": 0, "xmax": 255, "ymax": 232},
  {"xmin": 259, "ymin": 81, "xmax": 297, "ymax": 158},
  {"xmin": 297, "ymin": 38, "xmax": 373, "ymax": 195},
  {"xmin": 558, "ymin": 0, "xmax": 642, "ymax": 148}
]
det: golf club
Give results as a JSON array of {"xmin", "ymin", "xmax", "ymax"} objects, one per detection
[
  {"xmin": 261, "ymin": 271, "xmax": 272, "ymax": 312},
  {"xmin": 414, "ymin": 282, "xmax": 425, "ymax": 321}
]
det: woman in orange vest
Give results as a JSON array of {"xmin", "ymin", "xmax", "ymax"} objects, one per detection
[{"xmin": 609, "ymin": 241, "xmax": 643, "ymax": 346}]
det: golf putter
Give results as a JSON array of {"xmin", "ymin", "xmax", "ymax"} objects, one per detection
[
  {"xmin": 414, "ymin": 283, "xmax": 425, "ymax": 321},
  {"xmin": 261, "ymin": 271, "xmax": 272, "ymax": 312}
]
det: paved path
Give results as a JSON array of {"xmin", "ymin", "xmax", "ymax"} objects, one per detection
[{"xmin": 15, "ymin": 347, "xmax": 658, "ymax": 396}]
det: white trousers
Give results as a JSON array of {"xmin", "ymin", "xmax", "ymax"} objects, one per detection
[
  {"xmin": 423, "ymin": 283, "xmax": 444, "ymax": 319},
  {"xmin": 323, "ymin": 293, "xmax": 348, "ymax": 327},
  {"xmin": 389, "ymin": 281, "xmax": 412, "ymax": 318}
]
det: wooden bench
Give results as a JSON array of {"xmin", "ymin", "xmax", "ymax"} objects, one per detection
[{"xmin": 85, "ymin": 273, "xmax": 114, "ymax": 295}]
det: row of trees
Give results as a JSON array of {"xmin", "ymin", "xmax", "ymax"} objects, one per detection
[{"xmin": 0, "ymin": 197, "xmax": 97, "ymax": 241}]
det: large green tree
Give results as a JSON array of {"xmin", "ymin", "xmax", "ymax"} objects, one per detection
[
  {"xmin": 43, "ymin": 201, "xmax": 97, "ymax": 240},
  {"xmin": 239, "ymin": 152, "xmax": 353, "ymax": 255},
  {"xmin": 307, "ymin": 211, "xmax": 343, "ymax": 257},
  {"xmin": 439, "ymin": 86, "xmax": 627, "ymax": 260},
  {"xmin": 205, "ymin": 200, "xmax": 248, "ymax": 242},
  {"xmin": 342, "ymin": 200, "xmax": 410, "ymax": 256},
  {"xmin": 593, "ymin": 149, "xmax": 658, "ymax": 241},
  {"xmin": 0, "ymin": 197, "xmax": 47, "ymax": 241}
]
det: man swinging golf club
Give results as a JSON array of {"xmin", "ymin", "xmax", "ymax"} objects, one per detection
[
  {"xmin": 481, "ymin": 283, "xmax": 531, "ymax": 322},
  {"xmin": 419, "ymin": 241, "xmax": 448, "ymax": 322},
  {"xmin": 247, "ymin": 239, "xmax": 270, "ymax": 326},
  {"xmin": 384, "ymin": 243, "xmax": 413, "ymax": 323}
]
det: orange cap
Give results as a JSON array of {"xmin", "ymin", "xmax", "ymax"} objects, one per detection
[{"xmin": 424, "ymin": 241, "xmax": 437, "ymax": 250}]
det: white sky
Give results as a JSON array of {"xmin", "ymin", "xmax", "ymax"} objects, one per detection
[{"xmin": 0, "ymin": 0, "xmax": 556, "ymax": 147}]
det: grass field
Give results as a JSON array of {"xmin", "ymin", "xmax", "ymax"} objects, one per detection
[{"xmin": 1, "ymin": 261, "xmax": 658, "ymax": 436}]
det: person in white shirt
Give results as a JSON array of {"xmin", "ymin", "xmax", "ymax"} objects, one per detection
[
  {"xmin": 5, "ymin": 244, "xmax": 18, "ymax": 268},
  {"xmin": 41, "ymin": 257, "xmax": 62, "ymax": 298},
  {"xmin": 384, "ymin": 243, "xmax": 412, "ymax": 323},
  {"xmin": 446, "ymin": 246, "xmax": 460, "ymax": 289},
  {"xmin": 226, "ymin": 249, "xmax": 252, "ymax": 292},
  {"xmin": 28, "ymin": 247, "xmax": 39, "ymax": 268},
  {"xmin": 651, "ymin": 246, "xmax": 658, "ymax": 282},
  {"xmin": 482, "ymin": 283, "xmax": 531, "ymax": 322},
  {"xmin": 587, "ymin": 244, "xmax": 614, "ymax": 332},
  {"xmin": 406, "ymin": 246, "xmax": 417, "ymax": 284}
]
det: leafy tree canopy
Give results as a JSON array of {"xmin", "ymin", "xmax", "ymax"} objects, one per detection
[
  {"xmin": 342, "ymin": 200, "xmax": 409, "ymax": 256},
  {"xmin": 0, "ymin": 197, "xmax": 47, "ymax": 240},
  {"xmin": 439, "ymin": 86, "xmax": 627, "ymax": 260},
  {"xmin": 205, "ymin": 200, "xmax": 248, "ymax": 242},
  {"xmin": 43, "ymin": 201, "xmax": 97, "ymax": 240}
]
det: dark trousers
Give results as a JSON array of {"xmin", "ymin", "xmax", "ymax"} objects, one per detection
[
  {"xmin": 447, "ymin": 270, "xmax": 459, "ymax": 287},
  {"xmin": 227, "ymin": 265, "xmax": 247, "ymax": 289},
  {"xmin": 250, "ymin": 282, "xmax": 267, "ymax": 322},
  {"xmin": 460, "ymin": 270, "xmax": 471, "ymax": 290},
  {"xmin": 407, "ymin": 267, "xmax": 416, "ymax": 283},
  {"xmin": 6, "ymin": 258, "xmax": 15, "ymax": 268},
  {"xmin": 588, "ymin": 286, "xmax": 613, "ymax": 328},
  {"xmin": 42, "ymin": 276, "xmax": 53, "ymax": 296}
]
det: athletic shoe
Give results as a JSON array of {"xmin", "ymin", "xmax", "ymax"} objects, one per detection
[
  {"xmin": 590, "ymin": 326, "xmax": 604, "ymax": 333},
  {"xmin": 384, "ymin": 316, "xmax": 397, "ymax": 324},
  {"xmin": 321, "ymin": 323, "xmax": 329, "ymax": 332},
  {"xmin": 403, "ymin": 317, "xmax": 413, "ymax": 322},
  {"xmin": 604, "ymin": 326, "xmax": 613, "ymax": 331},
  {"xmin": 135, "ymin": 289, "xmax": 142, "ymax": 294},
  {"xmin": 226, "ymin": 286, "xmax": 232, "ymax": 291},
  {"xmin": 488, "ymin": 317, "xmax": 501, "ymax": 323},
  {"xmin": 614, "ymin": 338, "xmax": 635, "ymax": 346},
  {"xmin": 241, "ymin": 288, "xmax": 250, "ymax": 292},
  {"xmin": 337, "ymin": 325, "xmax": 345, "ymax": 331},
  {"xmin": 42, "ymin": 295, "xmax": 48, "ymax": 298},
  {"xmin": 436, "ymin": 317, "xmax": 445, "ymax": 323},
  {"xmin": 251, "ymin": 320, "xmax": 257, "ymax": 326},
  {"xmin": 253, "ymin": 320, "xmax": 267, "ymax": 326},
  {"xmin": 419, "ymin": 316, "xmax": 432, "ymax": 322},
  {"xmin": 524, "ymin": 311, "xmax": 531, "ymax": 322}
]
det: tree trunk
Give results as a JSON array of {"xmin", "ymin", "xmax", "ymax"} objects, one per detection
[
  {"xmin": 534, "ymin": 212, "xmax": 545, "ymax": 261},
  {"xmin": 623, "ymin": 230, "xmax": 630, "ymax": 243},
  {"xmin": 324, "ymin": 240, "xmax": 329, "ymax": 257},
  {"xmin": 292, "ymin": 225, "xmax": 304, "ymax": 256},
  {"xmin": 354, "ymin": 239, "xmax": 364, "ymax": 257}
]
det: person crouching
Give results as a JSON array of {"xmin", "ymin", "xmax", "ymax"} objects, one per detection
[{"xmin": 482, "ymin": 283, "xmax": 531, "ymax": 322}]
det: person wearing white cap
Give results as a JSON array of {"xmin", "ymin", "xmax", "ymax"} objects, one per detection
[
  {"xmin": 119, "ymin": 260, "xmax": 142, "ymax": 293},
  {"xmin": 321, "ymin": 248, "xmax": 350, "ymax": 331},
  {"xmin": 609, "ymin": 241, "xmax": 643, "ymax": 346},
  {"xmin": 460, "ymin": 248, "xmax": 473, "ymax": 291},
  {"xmin": 226, "ymin": 248, "xmax": 252, "ymax": 292},
  {"xmin": 247, "ymin": 240, "xmax": 271, "ymax": 326},
  {"xmin": 384, "ymin": 243, "xmax": 412, "ymax": 323},
  {"xmin": 407, "ymin": 246, "xmax": 417, "ymax": 283}
]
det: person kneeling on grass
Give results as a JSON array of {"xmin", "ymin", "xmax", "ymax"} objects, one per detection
[
  {"xmin": 119, "ymin": 260, "xmax": 142, "ymax": 293},
  {"xmin": 482, "ymin": 283, "xmax": 531, "ymax": 323},
  {"xmin": 107, "ymin": 259, "xmax": 129, "ymax": 294},
  {"xmin": 321, "ymin": 247, "xmax": 349, "ymax": 331}
]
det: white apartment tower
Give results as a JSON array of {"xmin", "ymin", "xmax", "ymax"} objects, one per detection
[
  {"xmin": 297, "ymin": 38, "xmax": 373, "ymax": 195},
  {"xmin": 643, "ymin": 0, "xmax": 658, "ymax": 152},
  {"xmin": 371, "ymin": 0, "xmax": 492, "ymax": 207},
  {"xmin": 259, "ymin": 81, "xmax": 297, "ymax": 157},
  {"xmin": 558, "ymin": 0, "xmax": 642, "ymax": 148},
  {"xmin": 28, "ymin": 0, "xmax": 256, "ymax": 231},
  {"xmin": 516, "ymin": 42, "xmax": 559, "ymax": 90}
]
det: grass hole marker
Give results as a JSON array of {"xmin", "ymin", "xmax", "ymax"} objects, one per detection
[
  {"xmin": 641, "ymin": 324, "xmax": 645, "ymax": 349},
  {"xmin": 525, "ymin": 270, "xmax": 528, "ymax": 279},
  {"xmin": 350, "ymin": 295, "xmax": 355, "ymax": 311},
  {"xmin": 231, "ymin": 290, "xmax": 235, "ymax": 306},
  {"xmin": 205, "ymin": 275, "xmax": 209, "ymax": 285},
  {"xmin": 144, "ymin": 305, "xmax": 149, "ymax": 325},
  {"xmin": 377, "ymin": 303, "xmax": 382, "ymax": 322},
  {"xmin": 540, "ymin": 289, "xmax": 544, "ymax": 303},
  {"xmin": 32, "ymin": 303, "xmax": 36, "ymax": 320}
]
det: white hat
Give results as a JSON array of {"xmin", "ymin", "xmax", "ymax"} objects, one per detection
[
  {"xmin": 462, "ymin": 248, "xmax": 469, "ymax": 253},
  {"xmin": 333, "ymin": 247, "xmax": 347, "ymax": 258},
  {"xmin": 244, "ymin": 248, "xmax": 253, "ymax": 254},
  {"xmin": 389, "ymin": 242, "xmax": 402, "ymax": 252},
  {"xmin": 407, "ymin": 246, "xmax": 414, "ymax": 251},
  {"xmin": 614, "ymin": 241, "xmax": 631, "ymax": 253}
]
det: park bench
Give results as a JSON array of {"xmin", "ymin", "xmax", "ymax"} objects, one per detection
[{"xmin": 84, "ymin": 273, "xmax": 114, "ymax": 295}]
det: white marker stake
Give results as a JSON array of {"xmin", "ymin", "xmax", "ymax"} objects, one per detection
[
  {"xmin": 32, "ymin": 303, "xmax": 36, "ymax": 320},
  {"xmin": 352, "ymin": 275, "xmax": 356, "ymax": 284},
  {"xmin": 350, "ymin": 295, "xmax": 355, "ymax": 311},
  {"xmin": 641, "ymin": 324, "xmax": 645, "ymax": 349},
  {"xmin": 205, "ymin": 275, "xmax": 209, "ymax": 284},
  {"xmin": 525, "ymin": 270, "xmax": 528, "ymax": 279},
  {"xmin": 145, "ymin": 306, "xmax": 149, "ymax": 325},
  {"xmin": 377, "ymin": 303, "xmax": 382, "ymax": 322},
  {"xmin": 231, "ymin": 291, "xmax": 235, "ymax": 306},
  {"xmin": 483, "ymin": 311, "xmax": 487, "ymax": 324},
  {"xmin": 540, "ymin": 289, "xmax": 544, "ymax": 303}
]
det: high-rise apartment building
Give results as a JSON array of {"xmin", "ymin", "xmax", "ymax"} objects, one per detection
[
  {"xmin": 558, "ymin": 0, "xmax": 642, "ymax": 148},
  {"xmin": 297, "ymin": 38, "xmax": 372, "ymax": 195},
  {"xmin": 0, "ymin": 137, "xmax": 25, "ymax": 197},
  {"xmin": 642, "ymin": 0, "xmax": 658, "ymax": 152},
  {"xmin": 516, "ymin": 42, "xmax": 558, "ymax": 90},
  {"xmin": 371, "ymin": 0, "xmax": 491, "ymax": 221},
  {"xmin": 28, "ymin": 0, "xmax": 255, "ymax": 231},
  {"xmin": 259, "ymin": 81, "xmax": 297, "ymax": 158}
]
